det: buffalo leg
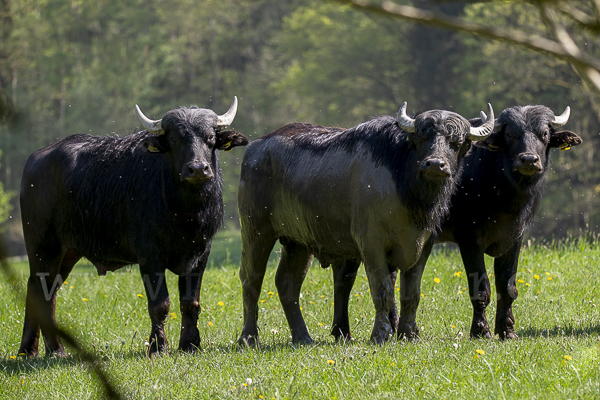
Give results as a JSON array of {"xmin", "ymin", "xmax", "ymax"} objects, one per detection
[
  {"xmin": 19, "ymin": 247, "xmax": 79, "ymax": 357},
  {"xmin": 178, "ymin": 249, "xmax": 208, "ymax": 352},
  {"xmin": 397, "ymin": 239, "xmax": 433, "ymax": 339},
  {"xmin": 141, "ymin": 268, "xmax": 170, "ymax": 356},
  {"xmin": 363, "ymin": 250, "xmax": 395, "ymax": 344},
  {"xmin": 238, "ymin": 234, "xmax": 277, "ymax": 347},
  {"xmin": 459, "ymin": 243, "xmax": 492, "ymax": 339},
  {"xmin": 330, "ymin": 259, "xmax": 360, "ymax": 341},
  {"xmin": 493, "ymin": 238, "xmax": 521, "ymax": 340},
  {"xmin": 275, "ymin": 241, "xmax": 313, "ymax": 344}
]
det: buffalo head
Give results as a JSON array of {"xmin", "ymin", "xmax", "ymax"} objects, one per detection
[
  {"xmin": 474, "ymin": 105, "xmax": 582, "ymax": 185},
  {"xmin": 135, "ymin": 97, "xmax": 249, "ymax": 184},
  {"xmin": 398, "ymin": 102, "xmax": 495, "ymax": 181}
]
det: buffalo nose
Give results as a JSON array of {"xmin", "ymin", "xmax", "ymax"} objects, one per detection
[
  {"xmin": 420, "ymin": 158, "xmax": 450, "ymax": 180},
  {"xmin": 520, "ymin": 154, "xmax": 539, "ymax": 165},
  {"xmin": 183, "ymin": 161, "xmax": 212, "ymax": 181}
]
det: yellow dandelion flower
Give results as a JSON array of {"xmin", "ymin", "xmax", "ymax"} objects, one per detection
[
  {"xmin": 327, "ymin": 359, "xmax": 335, "ymax": 365},
  {"xmin": 476, "ymin": 349, "xmax": 485, "ymax": 355},
  {"xmin": 534, "ymin": 275, "xmax": 540, "ymax": 280},
  {"xmin": 70, "ymin": 285, "xmax": 74, "ymax": 289},
  {"xmin": 310, "ymin": 301, "xmax": 315, "ymax": 304},
  {"xmin": 545, "ymin": 272, "xmax": 550, "ymax": 276},
  {"xmin": 528, "ymin": 269, "xmax": 532, "ymax": 273},
  {"xmin": 547, "ymin": 276, "xmax": 552, "ymax": 281},
  {"xmin": 397, "ymin": 287, "xmax": 400, "ymax": 292},
  {"xmin": 453, "ymin": 271, "xmax": 462, "ymax": 277},
  {"xmin": 320, "ymin": 295, "xmax": 325, "ymax": 298},
  {"xmin": 355, "ymin": 293, "xmax": 359, "ymax": 297},
  {"xmin": 526, "ymin": 283, "xmax": 531, "ymax": 287},
  {"xmin": 208, "ymin": 321, "xmax": 214, "ymax": 326},
  {"xmin": 268, "ymin": 291, "xmax": 274, "ymax": 295},
  {"xmin": 82, "ymin": 298, "xmax": 88, "ymax": 302},
  {"xmin": 218, "ymin": 301, "xmax": 224, "ymax": 306},
  {"xmin": 421, "ymin": 293, "xmax": 425, "ymax": 298},
  {"xmin": 104, "ymin": 294, "xmax": 108, "ymax": 298},
  {"xmin": 137, "ymin": 294, "xmax": 144, "ymax": 298},
  {"xmin": 474, "ymin": 355, "xmax": 479, "ymax": 359},
  {"xmin": 563, "ymin": 355, "xmax": 572, "ymax": 361},
  {"xmin": 18, "ymin": 353, "xmax": 25, "ymax": 356},
  {"xmin": 434, "ymin": 277, "xmax": 440, "ymax": 284},
  {"xmin": 458, "ymin": 291, "xmax": 463, "ymax": 295},
  {"xmin": 260, "ymin": 299, "xmax": 266, "ymax": 303},
  {"xmin": 10, "ymin": 355, "xmax": 16, "ymax": 359},
  {"xmin": 64, "ymin": 281, "xmax": 68, "ymax": 285},
  {"xmin": 299, "ymin": 306, "xmax": 302, "ymax": 311},
  {"xmin": 518, "ymin": 279, "xmax": 524, "ymax": 284}
]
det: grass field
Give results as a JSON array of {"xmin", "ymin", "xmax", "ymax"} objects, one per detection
[{"xmin": 0, "ymin": 236, "xmax": 599, "ymax": 399}]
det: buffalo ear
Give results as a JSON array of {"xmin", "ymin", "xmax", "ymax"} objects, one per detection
[
  {"xmin": 216, "ymin": 129, "xmax": 249, "ymax": 151},
  {"xmin": 549, "ymin": 130, "xmax": 582, "ymax": 150},
  {"xmin": 472, "ymin": 132, "xmax": 501, "ymax": 152},
  {"xmin": 135, "ymin": 136, "xmax": 168, "ymax": 154}
]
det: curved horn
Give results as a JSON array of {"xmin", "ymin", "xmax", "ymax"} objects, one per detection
[
  {"xmin": 469, "ymin": 103, "xmax": 495, "ymax": 141},
  {"xmin": 479, "ymin": 111, "xmax": 502, "ymax": 129},
  {"xmin": 552, "ymin": 106, "xmax": 570, "ymax": 127},
  {"xmin": 135, "ymin": 105, "xmax": 163, "ymax": 134},
  {"xmin": 217, "ymin": 96, "xmax": 238, "ymax": 128},
  {"xmin": 397, "ymin": 102, "xmax": 415, "ymax": 133}
]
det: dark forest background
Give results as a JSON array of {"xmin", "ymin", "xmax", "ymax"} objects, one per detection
[{"xmin": 1, "ymin": 0, "xmax": 598, "ymax": 256}]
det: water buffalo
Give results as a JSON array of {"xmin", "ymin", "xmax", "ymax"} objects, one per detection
[
  {"xmin": 18, "ymin": 97, "xmax": 248, "ymax": 357},
  {"xmin": 330, "ymin": 104, "xmax": 582, "ymax": 341},
  {"xmin": 237, "ymin": 102, "xmax": 495, "ymax": 345}
]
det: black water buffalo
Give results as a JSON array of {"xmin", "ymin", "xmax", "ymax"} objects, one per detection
[
  {"xmin": 330, "ymin": 105, "xmax": 582, "ymax": 341},
  {"xmin": 18, "ymin": 97, "xmax": 248, "ymax": 357},
  {"xmin": 237, "ymin": 102, "xmax": 495, "ymax": 345}
]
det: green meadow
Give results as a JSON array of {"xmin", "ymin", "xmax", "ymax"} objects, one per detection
[{"xmin": 0, "ymin": 234, "xmax": 599, "ymax": 399}]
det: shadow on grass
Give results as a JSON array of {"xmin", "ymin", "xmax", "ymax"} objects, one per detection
[{"xmin": 517, "ymin": 324, "xmax": 600, "ymax": 339}]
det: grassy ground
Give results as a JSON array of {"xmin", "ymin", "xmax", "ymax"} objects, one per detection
[{"xmin": 0, "ymin": 237, "xmax": 599, "ymax": 399}]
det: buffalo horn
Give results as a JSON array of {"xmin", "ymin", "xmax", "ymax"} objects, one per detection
[
  {"xmin": 217, "ymin": 96, "xmax": 238, "ymax": 128},
  {"xmin": 397, "ymin": 102, "xmax": 416, "ymax": 133},
  {"xmin": 135, "ymin": 105, "xmax": 163, "ymax": 134},
  {"xmin": 469, "ymin": 103, "xmax": 495, "ymax": 141},
  {"xmin": 552, "ymin": 106, "xmax": 570, "ymax": 127}
]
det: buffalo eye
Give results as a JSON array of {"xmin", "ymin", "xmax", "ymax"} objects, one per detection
[
  {"xmin": 542, "ymin": 128, "xmax": 549, "ymax": 140},
  {"xmin": 207, "ymin": 133, "xmax": 216, "ymax": 143}
]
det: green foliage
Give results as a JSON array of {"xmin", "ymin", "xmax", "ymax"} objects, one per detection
[
  {"xmin": 272, "ymin": 1, "xmax": 416, "ymax": 126},
  {"xmin": 1, "ymin": 0, "xmax": 600, "ymax": 247},
  {"xmin": 1, "ymin": 241, "xmax": 599, "ymax": 398},
  {"xmin": 0, "ymin": 150, "xmax": 14, "ymax": 230}
]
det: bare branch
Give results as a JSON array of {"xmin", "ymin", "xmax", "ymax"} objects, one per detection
[
  {"xmin": 556, "ymin": 3, "xmax": 600, "ymax": 31},
  {"xmin": 328, "ymin": 0, "xmax": 600, "ymax": 94},
  {"xmin": 538, "ymin": 3, "xmax": 600, "ymax": 96}
]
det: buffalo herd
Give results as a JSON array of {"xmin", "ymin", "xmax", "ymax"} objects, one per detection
[{"xmin": 17, "ymin": 95, "xmax": 581, "ymax": 355}]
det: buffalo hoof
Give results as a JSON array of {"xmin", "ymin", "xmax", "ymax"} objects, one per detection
[
  {"xmin": 470, "ymin": 320, "xmax": 492, "ymax": 339},
  {"xmin": 397, "ymin": 320, "xmax": 420, "ymax": 341},
  {"xmin": 147, "ymin": 340, "xmax": 169, "ymax": 357},
  {"xmin": 331, "ymin": 325, "xmax": 352, "ymax": 342},
  {"xmin": 17, "ymin": 348, "xmax": 40, "ymax": 358},
  {"xmin": 238, "ymin": 335, "xmax": 260, "ymax": 348},
  {"xmin": 291, "ymin": 337, "xmax": 314, "ymax": 346},
  {"xmin": 178, "ymin": 342, "xmax": 201, "ymax": 353},
  {"xmin": 496, "ymin": 330, "xmax": 518, "ymax": 340},
  {"xmin": 331, "ymin": 330, "xmax": 353, "ymax": 343}
]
